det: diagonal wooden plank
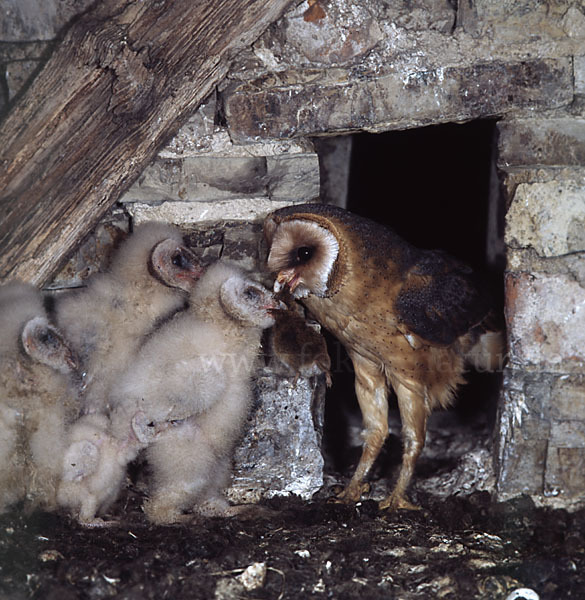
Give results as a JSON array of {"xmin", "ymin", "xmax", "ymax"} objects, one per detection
[{"xmin": 0, "ymin": 0, "xmax": 292, "ymax": 285}]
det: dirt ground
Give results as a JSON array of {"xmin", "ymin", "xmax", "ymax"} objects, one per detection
[
  {"xmin": 2, "ymin": 430, "xmax": 584, "ymax": 600},
  {"xmin": 1, "ymin": 488, "xmax": 584, "ymax": 600},
  {"xmin": 1, "ymin": 371, "xmax": 582, "ymax": 600}
]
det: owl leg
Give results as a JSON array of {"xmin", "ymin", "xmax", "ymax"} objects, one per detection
[
  {"xmin": 337, "ymin": 353, "xmax": 388, "ymax": 503},
  {"xmin": 77, "ymin": 495, "xmax": 117, "ymax": 527},
  {"xmin": 379, "ymin": 381, "xmax": 429, "ymax": 511}
]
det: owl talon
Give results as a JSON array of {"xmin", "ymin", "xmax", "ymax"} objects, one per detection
[
  {"xmin": 379, "ymin": 493, "xmax": 420, "ymax": 511},
  {"xmin": 79, "ymin": 517, "xmax": 120, "ymax": 528},
  {"xmin": 330, "ymin": 481, "xmax": 371, "ymax": 504}
]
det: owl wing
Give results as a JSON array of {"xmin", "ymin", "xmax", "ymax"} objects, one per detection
[{"xmin": 394, "ymin": 250, "xmax": 491, "ymax": 346}]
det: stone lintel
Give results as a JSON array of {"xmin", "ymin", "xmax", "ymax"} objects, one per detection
[{"xmin": 224, "ymin": 58, "xmax": 572, "ymax": 142}]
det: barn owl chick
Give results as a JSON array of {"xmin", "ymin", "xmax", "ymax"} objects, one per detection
[
  {"xmin": 56, "ymin": 412, "xmax": 164, "ymax": 526},
  {"xmin": 56, "ymin": 221, "xmax": 204, "ymax": 414},
  {"xmin": 0, "ymin": 404, "xmax": 25, "ymax": 513},
  {"xmin": 0, "ymin": 282, "xmax": 79, "ymax": 513},
  {"xmin": 109, "ymin": 262, "xmax": 278, "ymax": 524},
  {"xmin": 264, "ymin": 203, "xmax": 504, "ymax": 510}
]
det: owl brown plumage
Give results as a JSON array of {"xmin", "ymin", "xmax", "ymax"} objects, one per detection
[{"xmin": 264, "ymin": 203, "xmax": 504, "ymax": 510}]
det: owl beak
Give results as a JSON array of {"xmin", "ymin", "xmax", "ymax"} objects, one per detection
[
  {"xmin": 266, "ymin": 299, "xmax": 288, "ymax": 313},
  {"xmin": 262, "ymin": 294, "xmax": 282, "ymax": 311},
  {"xmin": 65, "ymin": 347, "xmax": 79, "ymax": 371},
  {"xmin": 274, "ymin": 269, "xmax": 300, "ymax": 294},
  {"xmin": 178, "ymin": 247, "xmax": 206, "ymax": 283}
]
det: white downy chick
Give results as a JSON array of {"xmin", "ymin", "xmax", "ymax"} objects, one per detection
[
  {"xmin": 57, "ymin": 412, "xmax": 163, "ymax": 526},
  {"xmin": 0, "ymin": 403, "xmax": 25, "ymax": 513},
  {"xmin": 0, "ymin": 281, "xmax": 79, "ymax": 513},
  {"xmin": 56, "ymin": 222, "xmax": 204, "ymax": 414},
  {"xmin": 109, "ymin": 262, "xmax": 278, "ymax": 524}
]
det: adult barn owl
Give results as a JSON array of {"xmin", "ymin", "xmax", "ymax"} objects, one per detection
[{"xmin": 264, "ymin": 203, "xmax": 503, "ymax": 510}]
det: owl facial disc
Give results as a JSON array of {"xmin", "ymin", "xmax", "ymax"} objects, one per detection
[{"xmin": 267, "ymin": 219, "xmax": 339, "ymax": 299}]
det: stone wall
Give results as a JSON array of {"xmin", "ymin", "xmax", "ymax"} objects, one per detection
[
  {"xmin": 495, "ymin": 117, "xmax": 585, "ymax": 508},
  {"xmin": 2, "ymin": 0, "xmax": 585, "ymax": 508}
]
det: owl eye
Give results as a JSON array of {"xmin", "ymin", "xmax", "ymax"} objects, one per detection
[
  {"xmin": 39, "ymin": 329, "xmax": 57, "ymax": 347},
  {"xmin": 296, "ymin": 246, "xmax": 314, "ymax": 264},
  {"xmin": 244, "ymin": 286, "xmax": 262, "ymax": 300},
  {"xmin": 171, "ymin": 251, "xmax": 187, "ymax": 268}
]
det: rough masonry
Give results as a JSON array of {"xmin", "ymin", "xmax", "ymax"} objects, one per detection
[{"xmin": 1, "ymin": 0, "xmax": 585, "ymax": 508}]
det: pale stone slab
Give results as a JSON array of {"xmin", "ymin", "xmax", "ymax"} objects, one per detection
[
  {"xmin": 160, "ymin": 125, "xmax": 316, "ymax": 160},
  {"xmin": 575, "ymin": 55, "xmax": 585, "ymax": 96},
  {"xmin": 226, "ymin": 373, "xmax": 325, "ymax": 503},
  {"xmin": 265, "ymin": 154, "xmax": 320, "ymax": 201},
  {"xmin": 550, "ymin": 421, "xmax": 585, "ymax": 449},
  {"xmin": 122, "ymin": 156, "xmax": 269, "ymax": 203},
  {"xmin": 498, "ymin": 119, "xmax": 585, "ymax": 167},
  {"xmin": 551, "ymin": 377, "xmax": 585, "ymax": 421},
  {"xmin": 458, "ymin": 0, "xmax": 575, "ymax": 41},
  {"xmin": 126, "ymin": 198, "xmax": 302, "ymax": 225},
  {"xmin": 506, "ymin": 273, "xmax": 585, "ymax": 370},
  {"xmin": 545, "ymin": 446, "xmax": 585, "ymax": 500},
  {"xmin": 505, "ymin": 180, "xmax": 585, "ymax": 257}
]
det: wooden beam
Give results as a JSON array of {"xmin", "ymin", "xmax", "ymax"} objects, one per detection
[{"xmin": 0, "ymin": 0, "xmax": 292, "ymax": 285}]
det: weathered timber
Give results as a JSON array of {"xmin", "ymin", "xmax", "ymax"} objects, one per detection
[{"xmin": 0, "ymin": 0, "xmax": 292, "ymax": 285}]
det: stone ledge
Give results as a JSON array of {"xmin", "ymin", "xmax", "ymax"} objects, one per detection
[
  {"xmin": 224, "ymin": 58, "xmax": 573, "ymax": 141},
  {"xmin": 125, "ymin": 198, "xmax": 304, "ymax": 227},
  {"xmin": 226, "ymin": 372, "xmax": 325, "ymax": 503}
]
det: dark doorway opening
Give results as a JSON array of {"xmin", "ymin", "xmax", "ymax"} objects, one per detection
[
  {"xmin": 317, "ymin": 120, "xmax": 505, "ymax": 483},
  {"xmin": 347, "ymin": 120, "xmax": 497, "ymax": 269}
]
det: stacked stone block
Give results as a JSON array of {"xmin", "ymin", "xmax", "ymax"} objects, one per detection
[
  {"xmin": 496, "ymin": 117, "xmax": 585, "ymax": 508},
  {"xmin": 119, "ymin": 94, "xmax": 319, "ymax": 229}
]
